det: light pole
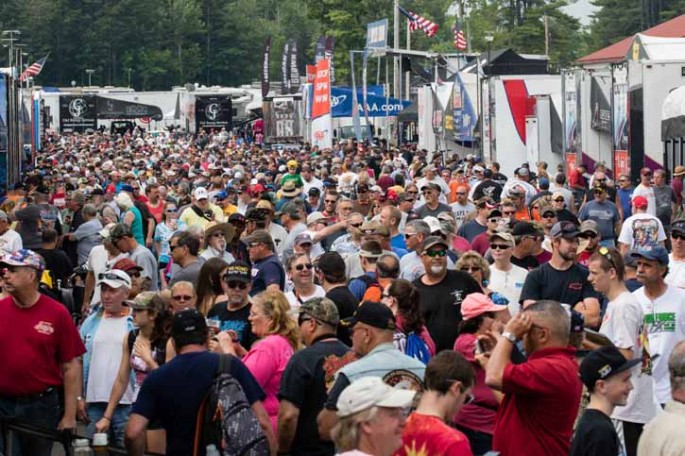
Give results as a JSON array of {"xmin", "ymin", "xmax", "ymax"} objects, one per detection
[
  {"xmin": 1, "ymin": 30, "xmax": 21, "ymax": 68},
  {"xmin": 484, "ymin": 31, "xmax": 494, "ymax": 77},
  {"xmin": 85, "ymin": 69, "xmax": 94, "ymax": 87},
  {"xmin": 126, "ymin": 68, "xmax": 132, "ymax": 88}
]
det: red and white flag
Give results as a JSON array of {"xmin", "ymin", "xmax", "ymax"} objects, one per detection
[
  {"xmin": 453, "ymin": 19, "xmax": 467, "ymax": 50},
  {"xmin": 20, "ymin": 55, "xmax": 48, "ymax": 81},
  {"xmin": 398, "ymin": 6, "xmax": 439, "ymax": 38}
]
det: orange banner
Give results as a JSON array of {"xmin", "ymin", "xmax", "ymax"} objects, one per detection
[
  {"xmin": 312, "ymin": 59, "xmax": 331, "ymax": 119},
  {"xmin": 306, "ymin": 65, "xmax": 316, "ymax": 84}
]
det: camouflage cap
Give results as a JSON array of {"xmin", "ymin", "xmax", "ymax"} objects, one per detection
[
  {"xmin": 298, "ymin": 297, "xmax": 340, "ymax": 326},
  {"xmin": 125, "ymin": 291, "xmax": 166, "ymax": 312}
]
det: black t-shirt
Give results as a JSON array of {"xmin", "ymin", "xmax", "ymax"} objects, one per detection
[
  {"xmin": 492, "ymin": 172, "xmax": 508, "ymax": 187},
  {"xmin": 413, "ymin": 270, "xmax": 482, "ymax": 352},
  {"xmin": 278, "ymin": 338, "xmax": 351, "ymax": 455},
  {"xmin": 569, "ymin": 409, "xmax": 621, "ymax": 456},
  {"xmin": 250, "ymin": 254, "xmax": 286, "ymax": 296},
  {"xmin": 35, "ymin": 248, "xmax": 74, "ymax": 284},
  {"xmin": 207, "ymin": 302, "xmax": 258, "ymax": 350},
  {"xmin": 556, "ymin": 208, "xmax": 579, "ymax": 224},
  {"xmin": 415, "ymin": 202, "xmax": 453, "ymax": 219},
  {"xmin": 131, "ymin": 351, "xmax": 265, "ymax": 456},
  {"xmin": 472, "ymin": 179, "xmax": 503, "ymax": 203},
  {"xmin": 520, "ymin": 262, "xmax": 598, "ymax": 306},
  {"xmin": 325, "ymin": 286, "xmax": 359, "ymax": 346},
  {"xmin": 510, "ymin": 254, "xmax": 540, "ymax": 271}
]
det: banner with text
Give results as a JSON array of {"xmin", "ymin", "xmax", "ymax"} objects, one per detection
[
  {"xmin": 261, "ymin": 37, "xmax": 271, "ymax": 98},
  {"xmin": 311, "ymin": 58, "xmax": 332, "ymax": 148},
  {"xmin": 330, "ymin": 86, "xmax": 409, "ymax": 117},
  {"xmin": 59, "ymin": 95, "xmax": 97, "ymax": 132},
  {"xmin": 195, "ymin": 95, "xmax": 233, "ymax": 131}
]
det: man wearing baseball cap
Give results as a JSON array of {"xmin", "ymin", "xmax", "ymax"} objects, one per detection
[
  {"xmin": 570, "ymin": 346, "xmax": 642, "ymax": 456},
  {"xmin": 0, "ymin": 249, "xmax": 86, "ymax": 455},
  {"xmin": 488, "ymin": 231, "xmax": 529, "ymax": 317},
  {"xmin": 126, "ymin": 308, "xmax": 276, "ymax": 454},
  {"xmin": 578, "ymin": 183, "xmax": 621, "ymax": 248},
  {"xmin": 79, "ymin": 268, "xmax": 135, "ymax": 446},
  {"xmin": 278, "ymin": 297, "xmax": 354, "ymax": 455},
  {"xmin": 331, "ymin": 376, "xmax": 416, "ymax": 456},
  {"xmin": 179, "ymin": 186, "xmax": 225, "ymax": 229},
  {"xmin": 520, "ymin": 221, "xmax": 601, "ymax": 327},
  {"xmin": 618, "ymin": 195, "xmax": 666, "ymax": 255},
  {"xmin": 415, "ymin": 182, "xmax": 452, "ymax": 219},
  {"xmin": 632, "ymin": 246, "xmax": 685, "ymax": 407},
  {"xmin": 666, "ymin": 218, "xmax": 685, "ymax": 288},
  {"xmin": 318, "ymin": 301, "xmax": 425, "ymax": 442}
]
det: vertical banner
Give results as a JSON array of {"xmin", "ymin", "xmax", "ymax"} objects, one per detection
[
  {"xmin": 261, "ymin": 36, "xmax": 271, "ymax": 98},
  {"xmin": 566, "ymin": 152, "xmax": 578, "ymax": 181},
  {"xmin": 0, "ymin": 75, "xmax": 7, "ymax": 156},
  {"xmin": 289, "ymin": 41, "xmax": 300, "ymax": 94},
  {"xmin": 350, "ymin": 51, "xmax": 363, "ymax": 141},
  {"xmin": 281, "ymin": 41, "xmax": 290, "ymax": 95},
  {"xmin": 306, "ymin": 65, "xmax": 316, "ymax": 84},
  {"xmin": 612, "ymin": 64, "xmax": 629, "ymax": 152},
  {"xmin": 362, "ymin": 50, "xmax": 373, "ymax": 140},
  {"xmin": 563, "ymin": 70, "xmax": 578, "ymax": 153},
  {"xmin": 311, "ymin": 58, "xmax": 332, "ymax": 149},
  {"xmin": 325, "ymin": 36, "xmax": 335, "ymax": 83},
  {"xmin": 315, "ymin": 36, "xmax": 326, "ymax": 63},
  {"xmin": 453, "ymin": 73, "xmax": 476, "ymax": 141}
]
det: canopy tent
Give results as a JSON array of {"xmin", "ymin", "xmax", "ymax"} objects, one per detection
[{"xmin": 95, "ymin": 96, "xmax": 163, "ymax": 120}]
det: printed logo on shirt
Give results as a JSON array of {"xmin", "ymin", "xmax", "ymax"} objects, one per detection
[
  {"xmin": 322, "ymin": 352, "xmax": 358, "ymax": 391},
  {"xmin": 568, "ymin": 282, "xmax": 583, "ymax": 291},
  {"xmin": 383, "ymin": 369, "xmax": 423, "ymax": 392},
  {"xmin": 631, "ymin": 218, "xmax": 660, "ymax": 250},
  {"xmin": 644, "ymin": 312, "xmax": 676, "ymax": 333},
  {"xmin": 451, "ymin": 290, "xmax": 464, "ymax": 306},
  {"xmin": 251, "ymin": 267, "xmax": 259, "ymax": 278},
  {"xmin": 34, "ymin": 321, "xmax": 55, "ymax": 335}
]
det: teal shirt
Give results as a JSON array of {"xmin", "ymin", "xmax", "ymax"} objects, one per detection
[{"xmin": 127, "ymin": 206, "xmax": 145, "ymax": 245}]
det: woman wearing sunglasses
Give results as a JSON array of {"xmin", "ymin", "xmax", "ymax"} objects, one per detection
[
  {"xmin": 452, "ymin": 293, "xmax": 508, "ymax": 455},
  {"xmin": 284, "ymin": 253, "xmax": 325, "ymax": 309}
]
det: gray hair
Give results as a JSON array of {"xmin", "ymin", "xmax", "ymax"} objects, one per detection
[
  {"xmin": 82, "ymin": 204, "xmax": 98, "ymax": 217},
  {"xmin": 669, "ymin": 340, "xmax": 685, "ymax": 393},
  {"xmin": 406, "ymin": 220, "xmax": 430, "ymax": 237},
  {"xmin": 331, "ymin": 406, "xmax": 379, "ymax": 451}
]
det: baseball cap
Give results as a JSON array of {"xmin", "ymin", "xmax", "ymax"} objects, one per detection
[
  {"xmin": 112, "ymin": 258, "xmax": 143, "ymax": 273},
  {"xmin": 631, "ymin": 246, "xmax": 669, "ymax": 265},
  {"xmin": 579, "ymin": 346, "xmax": 642, "ymax": 390},
  {"xmin": 228, "ymin": 213, "xmax": 246, "ymax": 224},
  {"xmin": 632, "ymin": 195, "xmax": 648, "ymax": 209},
  {"xmin": 420, "ymin": 182, "xmax": 441, "ymax": 193},
  {"xmin": 172, "ymin": 308, "xmax": 207, "ymax": 337},
  {"xmin": 109, "ymin": 223, "xmax": 133, "ymax": 242},
  {"xmin": 550, "ymin": 221, "xmax": 581, "ymax": 239},
  {"xmin": 214, "ymin": 190, "xmax": 228, "ymax": 201},
  {"xmin": 222, "ymin": 261, "xmax": 251, "ymax": 283},
  {"xmin": 124, "ymin": 291, "xmax": 164, "ymax": 311},
  {"xmin": 420, "ymin": 236, "xmax": 449, "ymax": 254},
  {"xmin": 341, "ymin": 301, "xmax": 396, "ymax": 331},
  {"xmin": 244, "ymin": 230, "xmax": 273, "ymax": 247},
  {"xmin": 308, "ymin": 187, "xmax": 321, "ymax": 196},
  {"xmin": 461, "ymin": 293, "xmax": 508, "ymax": 320},
  {"xmin": 424, "ymin": 217, "xmax": 443, "ymax": 234},
  {"xmin": 336, "ymin": 376, "xmax": 416, "ymax": 418},
  {"xmin": 97, "ymin": 269, "xmax": 132, "ymax": 289},
  {"xmin": 298, "ymin": 297, "xmax": 340, "ymax": 326},
  {"xmin": 294, "ymin": 233, "xmax": 313, "ymax": 246},
  {"xmin": 0, "ymin": 210, "xmax": 8, "ymax": 221},
  {"xmin": 193, "ymin": 187, "xmax": 209, "ymax": 200},
  {"xmin": 552, "ymin": 192, "xmax": 565, "ymax": 201},
  {"xmin": 487, "ymin": 209, "xmax": 502, "ymax": 219},
  {"xmin": 490, "ymin": 231, "xmax": 516, "ymax": 246},
  {"xmin": 0, "ymin": 249, "xmax": 45, "ymax": 270},
  {"xmin": 307, "ymin": 211, "xmax": 328, "ymax": 226},
  {"xmin": 512, "ymin": 221, "xmax": 539, "ymax": 237},
  {"xmin": 276, "ymin": 201, "xmax": 301, "ymax": 219},
  {"xmin": 671, "ymin": 218, "xmax": 685, "ymax": 235},
  {"xmin": 579, "ymin": 220, "xmax": 599, "ymax": 235}
]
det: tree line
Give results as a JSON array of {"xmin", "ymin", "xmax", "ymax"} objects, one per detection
[{"xmin": 0, "ymin": 0, "xmax": 684, "ymax": 90}]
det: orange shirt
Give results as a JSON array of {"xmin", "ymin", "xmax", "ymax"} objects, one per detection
[{"xmin": 449, "ymin": 181, "xmax": 470, "ymax": 203}]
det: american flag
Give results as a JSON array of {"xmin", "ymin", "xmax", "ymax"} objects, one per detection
[
  {"xmin": 398, "ymin": 6, "xmax": 439, "ymax": 38},
  {"xmin": 453, "ymin": 19, "xmax": 467, "ymax": 50},
  {"xmin": 20, "ymin": 55, "xmax": 48, "ymax": 81}
]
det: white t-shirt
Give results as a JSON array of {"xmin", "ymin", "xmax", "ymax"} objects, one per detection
[
  {"xmin": 450, "ymin": 202, "xmax": 476, "ymax": 229},
  {"xmin": 284, "ymin": 285, "xmax": 325, "ymax": 310},
  {"xmin": 488, "ymin": 263, "xmax": 528, "ymax": 317},
  {"xmin": 665, "ymin": 254, "xmax": 685, "ymax": 289},
  {"xmin": 633, "ymin": 284, "xmax": 685, "ymax": 403},
  {"xmin": 632, "ymin": 184, "xmax": 657, "ymax": 216},
  {"xmin": 618, "ymin": 213, "xmax": 666, "ymax": 251},
  {"xmin": 86, "ymin": 246, "xmax": 128, "ymax": 306},
  {"xmin": 86, "ymin": 316, "xmax": 135, "ymax": 404},
  {"xmin": 268, "ymin": 222, "xmax": 288, "ymax": 257},
  {"xmin": 0, "ymin": 229, "xmax": 22, "ymax": 254},
  {"xmin": 600, "ymin": 291, "xmax": 658, "ymax": 423}
]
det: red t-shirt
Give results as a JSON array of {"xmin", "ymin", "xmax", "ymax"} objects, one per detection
[
  {"xmin": 492, "ymin": 346, "xmax": 582, "ymax": 456},
  {"xmin": 396, "ymin": 413, "xmax": 473, "ymax": 456},
  {"xmin": 0, "ymin": 295, "xmax": 86, "ymax": 396},
  {"xmin": 471, "ymin": 231, "xmax": 492, "ymax": 256},
  {"xmin": 147, "ymin": 200, "xmax": 165, "ymax": 224}
]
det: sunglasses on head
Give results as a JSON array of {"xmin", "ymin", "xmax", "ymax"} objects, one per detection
[
  {"xmin": 98, "ymin": 272, "xmax": 127, "ymax": 282},
  {"xmin": 297, "ymin": 313, "xmax": 314, "ymax": 326}
]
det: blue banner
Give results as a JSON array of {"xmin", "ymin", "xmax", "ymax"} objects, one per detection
[
  {"xmin": 452, "ymin": 73, "xmax": 477, "ymax": 142},
  {"xmin": 331, "ymin": 86, "xmax": 410, "ymax": 118}
]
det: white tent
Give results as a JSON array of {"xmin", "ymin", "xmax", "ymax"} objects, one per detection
[{"xmin": 661, "ymin": 85, "xmax": 685, "ymax": 140}]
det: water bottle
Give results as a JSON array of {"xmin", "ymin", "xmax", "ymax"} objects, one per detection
[
  {"xmin": 206, "ymin": 444, "xmax": 221, "ymax": 456},
  {"xmin": 73, "ymin": 438, "xmax": 94, "ymax": 456}
]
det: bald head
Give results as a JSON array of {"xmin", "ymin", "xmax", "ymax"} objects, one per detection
[{"xmin": 523, "ymin": 300, "xmax": 570, "ymax": 346}]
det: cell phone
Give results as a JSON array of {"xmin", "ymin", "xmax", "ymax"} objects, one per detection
[{"xmin": 474, "ymin": 339, "xmax": 486, "ymax": 355}]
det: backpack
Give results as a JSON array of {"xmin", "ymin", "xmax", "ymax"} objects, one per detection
[
  {"xmin": 405, "ymin": 332, "xmax": 432, "ymax": 365},
  {"xmin": 194, "ymin": 354, "xmax": 269, "ymax": 456},
  {"xmin": 354, "ymin": 274, "xmax": 381, "ymax": 301}
]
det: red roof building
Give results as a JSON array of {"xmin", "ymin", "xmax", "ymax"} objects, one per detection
[{"xmin": 577, "ymin": 14, "xmax": 685, "ymax": 65}]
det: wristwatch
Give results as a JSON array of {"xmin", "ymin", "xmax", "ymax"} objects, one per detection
[{"xmin": 501, "ymin": 331, "xmax": 517, "ymax": 344}]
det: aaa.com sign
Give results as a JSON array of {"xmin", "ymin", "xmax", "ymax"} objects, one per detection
[{"xmin": 312, "ymin": 59, "xmax": 331, "ymax": 119}]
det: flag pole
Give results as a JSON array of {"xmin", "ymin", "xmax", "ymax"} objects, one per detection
[
  {"xmin": 405, "ymin": 20, "xmax": 411, "ymax": 101},
  {"xmin": 393, "ymin": 0, "xmax": 400, "ymax": 100}
]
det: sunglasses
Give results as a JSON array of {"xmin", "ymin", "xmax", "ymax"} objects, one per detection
[
  {"xmin": 294, "ymin": 263, "xmax": 313, "ymax": 271},
  {"xmin": 597, "ymin": 246, "xmax": 618, "ymax": 271},
  {"xmin": 98, "ymin": 272, "xmax": 127, "ymax": 282},
  {"xmin": 542, "ymin": 213, "xmax": 557, "ymax": 219},
  {"xmin": 488, "ymin": 218, "xmax": 501, "ymax": 223},
  {"xmin": 459, "ymin": 266, "xmax": 482, "ymax": 273},
  {"xmin": 166, "ymin": 208, "xmax": 177, "ymax": 212},
  {"xmin": 248, "ymin": 242, "xmax": 263, "ymax": 248},
  {"xmin": 673, "ymin": 232, "xmax": 685, "ymax": 240},
  {"xmin": 490, "ymin": 244, "xmax": 510, "ymax": 250},
  {"xmin": 325, "ymin": 199, "xmax": 337, "ymax": 204},
  {"xmin": 554, "ymin": 198, "xmax": 565, "ymax": 202},
  {"xmin": 503, "ymin": 210, "xmax": 516, "ymax": 216},
  {"xmin": 579, "ymin": 232, "xmax": 597, "ymax": 239},
  {"xmin": 405, "ymin": 233, "xmax": 417, "ymax": 239},
  {"xmin": 424, "ymin": 249, "xmax": 447, "ymax": 257},
  {"xmin": 172, "ymin": 294, "xmax": 193, "ymax": 301},
  {"xmin": 127, "ymin": 271, "xmax": 141, "ymax": 279},
  {"xmin": 349, "ymin": 223, "xmax": 363, "ymax": 228},
  {"xmin": 456, "ymin": 192, "xmax": 467, "ymax": 196},
  {"xmin": 223, "ymin": 278, "xmax": 248, "ymax": 289},
  {"xmin": 211, "ymin": 232, "xmax": 225, "ymax": 238},
  {"xmin": 407, "ymin": 191, "xmax": 419, "ymax": 195}
]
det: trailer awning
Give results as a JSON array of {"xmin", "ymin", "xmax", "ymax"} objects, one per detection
[{"xmin": 662, "ymin": 86, "xmax": 685, "ymax": 140}]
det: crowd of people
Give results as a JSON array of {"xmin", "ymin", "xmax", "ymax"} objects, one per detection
[{"xmin": 1, "ymin": 127, "xmax": 685, "ymax": 456}]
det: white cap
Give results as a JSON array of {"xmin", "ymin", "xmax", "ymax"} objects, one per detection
[
  {"xmin": 424, "ymin": 216, "xmax": 443, "ymax": 234},
  {"xmin": 337, "ymin": 377, "xmax": 416, "ymax": 418},
  {"xmin": 307, "ymin": 211, "xmax": 328, "ymax": 226},
  {"xmin": 98, "ymin": 269, "xmax": 132, "ymax": 289},
  {"xmin": 193, "ymin": 187, "xmax": 209, "ymax": 200}
]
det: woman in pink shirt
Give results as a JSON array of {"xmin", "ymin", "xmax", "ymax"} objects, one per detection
[{"xmin": 219, "ymin": 290, "xmax": 300, "ymax": 433}]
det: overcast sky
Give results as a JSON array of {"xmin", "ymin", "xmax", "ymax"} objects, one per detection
[{"xmin": 562, "ymin": 0, "xmax": 598, "ymax": 26}]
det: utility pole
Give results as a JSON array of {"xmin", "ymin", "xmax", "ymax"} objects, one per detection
[
  {"xmin": 393, "ymin": 0, "xmax": 400, "ymax": 99},
  {"xmin": 86, "ymin": 69, "xmax": 95, "ymax": 87},
  {"xmin": 1, "ymin": 30, "xmax": 21, "ymax": 69},
  {"xmin": 544, "ymin": 14, "xmax": 549, "ymax": 58}
]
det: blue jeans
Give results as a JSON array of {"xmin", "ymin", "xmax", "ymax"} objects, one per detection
[
  {"xmin": 86, "ymin": 402, "xmax": 131, "ymax": 448},
  {"xmin": 0, "ymin": 389, "xmax": 61, "ymax": 456}
]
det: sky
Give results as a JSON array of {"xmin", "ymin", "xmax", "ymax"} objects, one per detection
[{"xmin": 562, "ymin": 0, "xmax": 598, "ymax": 26}]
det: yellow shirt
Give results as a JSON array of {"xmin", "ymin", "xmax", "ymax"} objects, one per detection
[
  {"xmin": 179, "ymin": 204, "xmax": 226, "ymax": 229},
  {"xmin": 222, "ymin": 204, "xmax": 238, "ymax": 217}
]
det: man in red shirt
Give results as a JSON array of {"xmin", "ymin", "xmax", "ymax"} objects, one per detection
[
  {"xmin": 0, "ymin": 249, "xmax": 86, "ymax": 455},
  {"xmin": 485, "ymin": 300, "xmax": 582, "ymax": 456}
]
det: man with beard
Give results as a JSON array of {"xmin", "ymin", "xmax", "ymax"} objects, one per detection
[
  {"xmin": 520, "ymin": 221, "xmax": 601, "ymax": 328},
  {"xmin": 206, "ymin": 261, "xmax": 258, "ymax": 350},
  {"xmin": 450, "ymin": 186, "xmax": 476, "ymax": 230},
  {"xmin": 413, "ymin": 236, "xmax": 481, "ymax": 352},
  {"xmin": 577, "ymin": 220, "xmax": 602, "ymax": 267},
  {"xmin": 415, "ymin": 183, "xmax": 452, "ymax": 219}
]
